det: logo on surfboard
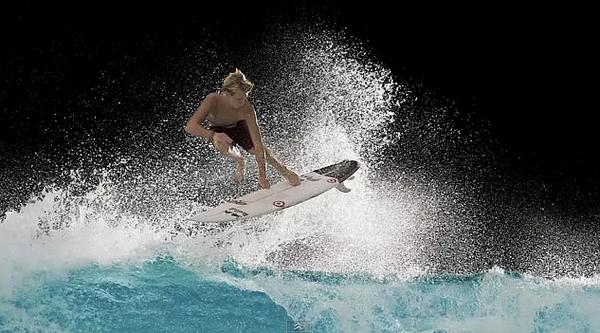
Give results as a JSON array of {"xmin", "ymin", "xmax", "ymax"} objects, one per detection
[{"xmin": 224, "ymin": 207, "xmax": 248, "ymax": 218}]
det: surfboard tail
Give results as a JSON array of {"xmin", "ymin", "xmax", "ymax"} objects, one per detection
[{"xmin": 335, "ymin": 182, "xmax": 351, "ymax": 193}]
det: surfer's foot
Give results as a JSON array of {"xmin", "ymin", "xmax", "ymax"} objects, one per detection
[
  {"xmin": 234, "ymin": 158, "xmax": 245, "ymax": 183},
  {"xmin": 283, "ymin": 169, "xmax": 301, "ymax": 186}
]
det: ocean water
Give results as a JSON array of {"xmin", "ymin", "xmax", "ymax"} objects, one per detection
[
  {"xmin": 2, "ymin": 195, "xmax": 600, "ymax": 333},
  {"xmin": 3, "ymin": 18, "xmax": 600, "ymax": 333}
]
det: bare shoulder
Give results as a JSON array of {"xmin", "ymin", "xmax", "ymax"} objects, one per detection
[
  {"xmin": 198, "ymin": 93, "xmax": 220, "ymax": 114},
  {"xmin": 204, "ymin": 92, "xmax": 220, "ymax": 104}
]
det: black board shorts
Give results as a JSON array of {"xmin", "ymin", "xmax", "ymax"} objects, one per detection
[{"xmin": 207, "ymin": 120, "xmax": 254, "ymax": 151}]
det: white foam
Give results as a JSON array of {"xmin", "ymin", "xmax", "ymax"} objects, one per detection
[{"xmin": 0, "ymin": 188, "xmax": 168, "ymax": 298}]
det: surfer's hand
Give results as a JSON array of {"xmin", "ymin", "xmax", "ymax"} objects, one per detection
[
  {"xmin": 258, "ymin": 175, "xmax": 271, "ymax": 189},
  {"xmin": 283, "ymin": 169, "xmax": 301, "ymax": 186}
]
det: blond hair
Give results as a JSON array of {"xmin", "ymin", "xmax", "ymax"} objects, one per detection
[{"xmin": 223, "ymin": 68, "xmax": 254, "ymax": 93}]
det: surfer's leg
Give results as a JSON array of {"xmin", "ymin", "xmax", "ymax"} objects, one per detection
[
  {"xmin": 213, "ymin": 141, "xmax": 246, "ymax": 183},
  {"xmin": 231, "ymin": 152, "xmax": 245, "ymax": 183},
  {"xmin": 248, "ymin": 147, "xmax": 301, "ymax": 186}
]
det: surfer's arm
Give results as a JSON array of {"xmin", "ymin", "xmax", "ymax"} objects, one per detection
[
  {"xmin": 245, "ymin": 105, "xmax": 267, "ymax": 177},
  {"xmin": 185, "ymin": 93, "xmax": 216, "ymax": 139}
]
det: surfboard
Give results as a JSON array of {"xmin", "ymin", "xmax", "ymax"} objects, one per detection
[{"xmin": 187, "ymin": 159, "xmax": 359, "ymax": 223}]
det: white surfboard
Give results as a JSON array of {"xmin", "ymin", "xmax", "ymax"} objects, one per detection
[{"xmin": 187, "ymin": 160, "xmax": 359, "ymax": 223}]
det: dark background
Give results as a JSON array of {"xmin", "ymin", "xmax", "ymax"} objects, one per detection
[{"xmin": 2, "ymin": 1, "xmax": 598, "ymax": 191}]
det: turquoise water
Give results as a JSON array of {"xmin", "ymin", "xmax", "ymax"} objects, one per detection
[
  {"xmin": 1, "ymin": 257, "xmax": 289, "ymax": 333},
  {"xmin": 2, "ymin": 173, "xmax": 600, "ymax": 333},
  {"xmin": 2, "ymin": 253, "xmax": 600, "ymax": 333}
]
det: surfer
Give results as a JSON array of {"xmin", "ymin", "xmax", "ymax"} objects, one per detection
[{"xmin": 185, "ymin": 68, "xmax": 301, "ymax": 189}]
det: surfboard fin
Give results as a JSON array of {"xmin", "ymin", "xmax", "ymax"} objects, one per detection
[{"xmin": 335, "ymin": 182, "xmax": 351, "ymax": 193}]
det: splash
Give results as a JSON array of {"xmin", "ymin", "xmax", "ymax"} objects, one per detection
[
  {"xmin": 0, "ymin": 21, "xmax": 440, "ymax": 295},
  {"xmin": 4, "ymin": 14, "xmax": 597, "ymax": 309},
  {"xmin": 0, "ymin": 183, "xmax": 169, "ymax": 298}
]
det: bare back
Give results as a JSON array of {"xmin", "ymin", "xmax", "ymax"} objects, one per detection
[{"xmin": 205, "ymin": 93, "xmax": 251, "ymax": 126}]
